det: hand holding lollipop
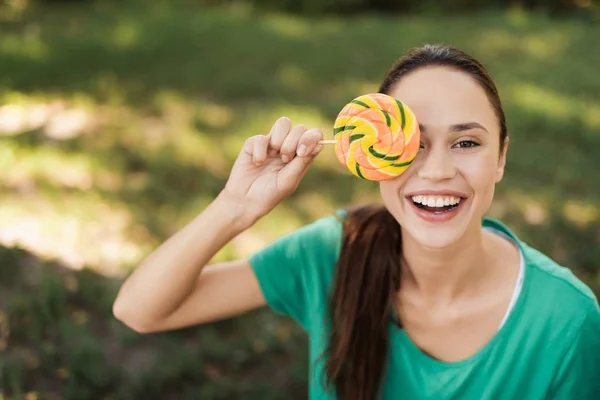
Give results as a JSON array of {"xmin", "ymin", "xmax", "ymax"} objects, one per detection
[
  {"xmin": 220, "ymin": 93, "xmax": 420, "ymax": 224},
  {"xmin": 222, "ymin": 118, "xmax": 325, "ymax": 224}
]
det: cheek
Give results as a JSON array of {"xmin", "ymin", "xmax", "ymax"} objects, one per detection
[
  {"xmin": 456, "ymin": 151, "xmax": 499, "ymax": 199},
  {"xmin": 379, "ymin": 174, "xmax": 410, "ymax": 208},
  {"xmin": 379, "ymin": 181, "xmax": 399, "ymax": 205}
]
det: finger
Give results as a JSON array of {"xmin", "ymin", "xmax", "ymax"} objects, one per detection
[
  {"xmin": 241, "ymin": 135, "xmax": 260, "ymax": 158},
  {"xmin": 252, "ymin": 135, "xmax": 269, "ymax": 164},
  {"xmin": 278, "ymin": 129, "xmax": 325, "ymax": 188},
  {"xmin": 280, "ymin": 124, "xmax": 307, "ymax": 163},
  {"xmin": 310, "ymin": 142, "xmax": 325, "ymax": 156},
  {"xmin": 267, "ymin": 116, "xmax": 291, "ymax": 153},
  {"xmin": 277, "ymin": 147, "xmax": 317, "ymax": 192},
  {"xmin": 296, "ymin": 128, "xmax": 324, "ymax": 157}
]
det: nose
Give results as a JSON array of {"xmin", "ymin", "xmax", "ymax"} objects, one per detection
[{"xmin": 417, "ymin": 146, "xmax": 457, "ymax": 182}]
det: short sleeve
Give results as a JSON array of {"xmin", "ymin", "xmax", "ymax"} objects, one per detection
[
  {"xmin": 546, "ymin": 300, "xmax": 600, "ymax": 399},
  {"xmin": 248, "ymin": 210, "xmax": 345, "ymax": 330}
]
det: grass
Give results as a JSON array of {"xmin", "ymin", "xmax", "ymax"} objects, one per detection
[
  {"xmin": 1, "ymin": 1, "xmax": 599, "ymax": 398},
  {"xmin": 1, "ymin": 246, "xmax": 308, "ymax": 399}
]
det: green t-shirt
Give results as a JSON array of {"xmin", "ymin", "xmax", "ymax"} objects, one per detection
[{"xmin": 248, "ymin": 210, "xmax": 600, "ymax": 399}]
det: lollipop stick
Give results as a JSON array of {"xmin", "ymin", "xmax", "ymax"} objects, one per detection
[{"xmin": 318, "ymin": 140, "xmax": 337, "ymax": 145}]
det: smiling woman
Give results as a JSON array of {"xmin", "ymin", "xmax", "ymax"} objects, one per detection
[{"xmin": 113, "ymin": 44, "xmax": 600, "ymax": 400}]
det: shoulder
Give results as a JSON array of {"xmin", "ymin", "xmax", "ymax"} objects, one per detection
[
  {"xmin": 484, "ymin": 217, "xmax": 598, "ymax": 334},
  {"xmin": 519, "ymin": 242, "xmax": 599, "ymax": 355},
  {"xmin": 280, "ymin": 208, "xmax": 346, "ymax": 264},
  {"xmin": 545, "ymin": 287, "xmax": 600, "ymax": 398},
  {"xmin": 303, "ymin": 208, "xmax": 347, "ymax": 247},
  {"xmin": 251, "ymin": 208, "xmax": 345, "ymax": 260},
  {"xmin": 248, "ymin": 208, "xmax": 347, "ymax": 289},
  {"xmin": 522, "ymin": 242, "xmax": 599, "ymax": 351},
  {"xmin": 484, "ymin": 216, "xmax": 597, "ymax": 310},
  {"xmin": 522, "ymin": 243, "xmax": 597, "ymax": 306},
  {"xmin": 247, "ymin": 209, "xmax": 347, "ymax": 327},
  {"xmin": 522, "ymin": 243, "xmax": 597, "ymax": 331}
]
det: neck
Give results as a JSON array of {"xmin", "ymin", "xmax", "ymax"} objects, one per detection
[{"xmin": 400, "ymin": 224, "xmax": 491, "ymax": 302}]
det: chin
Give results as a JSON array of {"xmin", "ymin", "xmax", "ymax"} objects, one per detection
[{"xmin": 405, "ymin": 226, "xmax": 467, "ymax": 249}]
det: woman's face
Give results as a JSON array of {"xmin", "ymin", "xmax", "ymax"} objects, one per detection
[{"xmin": 380, "ymin": 66, "xmax": 508, "ymax": 248}]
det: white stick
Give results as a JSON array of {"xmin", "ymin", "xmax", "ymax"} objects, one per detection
[{"xmin": 318, "ymin": 140, "xmax": 337, "ymax": 145}]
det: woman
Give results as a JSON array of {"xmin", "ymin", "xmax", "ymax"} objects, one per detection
[{"xmin": 113, "ymin": 45, "xmax": 600, "ymax": 399}]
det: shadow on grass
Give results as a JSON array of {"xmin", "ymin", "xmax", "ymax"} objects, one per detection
[{"xmin": 1, "ymin": 245, "xmax": 308, "ymax": 399}]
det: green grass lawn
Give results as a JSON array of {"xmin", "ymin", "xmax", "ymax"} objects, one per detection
[{"xmin": 1, "ymin": 1, "xmax": 599, "ymax": 398}]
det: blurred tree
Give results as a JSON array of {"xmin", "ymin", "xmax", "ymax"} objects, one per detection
[
  {"xmin": 31, "ymin": 0, "xmax": 598, "ymax": 17},
  {"xmin": 206, "ymin": 0, "xmax": 597, "ymax": 16}
]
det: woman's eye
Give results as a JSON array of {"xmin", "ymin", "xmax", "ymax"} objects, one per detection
[{"xmin": 454, "ymin": 140, "xmax": 479, "ymax": 149}]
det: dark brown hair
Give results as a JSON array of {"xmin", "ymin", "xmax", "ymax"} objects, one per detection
[{"xmin": 322, "ymin": 44, "xmax": 508, "ymax": 400}]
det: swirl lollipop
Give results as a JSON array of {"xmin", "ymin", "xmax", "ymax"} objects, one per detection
[{"xmin": 320, "ymin": 93, "xmax": 420, "ymax": 181}]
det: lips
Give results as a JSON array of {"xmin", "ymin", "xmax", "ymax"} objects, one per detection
[
  {"xmin": 404, "ymin": 190, "xmax": 469, "ymax": 223},
  {"xmin": 405, "ymin": 190, "xmax": 468, "ymax": 199}
]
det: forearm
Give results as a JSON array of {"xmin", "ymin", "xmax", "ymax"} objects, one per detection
[{"xmin": 113, "ymin": 192, "xmax": 256, "ymax": 328}]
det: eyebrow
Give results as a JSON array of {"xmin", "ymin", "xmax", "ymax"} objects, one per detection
[{"xmin": 418, "ymin": 122, "xmax": 489, "ymax": 134}]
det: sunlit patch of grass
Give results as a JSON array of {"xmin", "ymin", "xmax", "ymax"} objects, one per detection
[
  {"xmin": 0, "ymin": 193, "xmax": 150, "ymax": 275},
  {"xmin": 250, "ymin": 202, "xmax": 305, "ymax": 241},
  {"xmin": 506, "ymin": 4, "xmax": 532, "ymax": 26},
  {"xmin": 276, "ymin": 64, "xmax": 312, "ymax": 92},
  {"xmin": 563, "ymin": 200, "xmax": 598, "ymax": 228},
  {"xmin": 477, "ymin": 27, "xmax": 573, "ymax": 62},
  {"xmin": 110, "ymin": 17, "xmax": 141, "ymax": 50},
  {"xmin": 0, "ymin": 31, "xmax": 49, "ymax": 61},
  {"xmin": 262, "ymin": 13, "xmax": 312, "ymax": 38},
  {"xmin": 291, "ymin": 192, "xmax": 338, "ymax": 220},
  {"xmin": 520, "ymin": 33, "xmax": 570, "ymax": 61},
  {"xmin": 508, "ymin": 83, "xmax": 600, "ymax": 130},
  {"xmin": 0, "ymin": 143, "xmax": 95, "ymax": 190},
  {"xmin": 475, "ymin": 30, "xmax": 518, "ymax": 54},
  {"xmin": 0, "ymin": 93, "xmax": 98, "ymax": 140},
  {"xmin": 499, "ymin": 188, "xmax": 553, "ymax": 224},
  {"xmin": 197, "ymin": 101, "xmax": 233, "ymax": 130}
]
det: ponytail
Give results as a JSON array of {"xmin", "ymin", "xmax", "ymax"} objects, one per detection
[{"xmin": 323, "ymin": 204, "xmax": 402, "ymax": 400}]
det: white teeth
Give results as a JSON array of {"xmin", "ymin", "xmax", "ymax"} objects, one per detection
[{"xmin": 410, "ymin": 195, "xmax": 463, "ymax": 208}]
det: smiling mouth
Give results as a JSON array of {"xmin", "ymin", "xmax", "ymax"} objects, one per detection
[{"xmin": 409, "ymin": 195, "xmax": 465, "ymax": 214}]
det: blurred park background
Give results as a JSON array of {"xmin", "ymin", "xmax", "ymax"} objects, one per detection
[{"xmin": 1, "ymin": 0, "xmax": 599, "ymax": 398}]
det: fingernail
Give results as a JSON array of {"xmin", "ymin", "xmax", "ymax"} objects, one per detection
[
  {"xmin": 281, "ymin": 154, "xmax": 290, "ymax": 163},
  {"xmin": 297, "ymin": 145, "xmax": 307, "ymax": 156}
]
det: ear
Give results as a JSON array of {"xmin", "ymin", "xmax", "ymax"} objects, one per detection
[{"xmin": 495, "ymin": 136, "xmax": 509, "ymax": 183}]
